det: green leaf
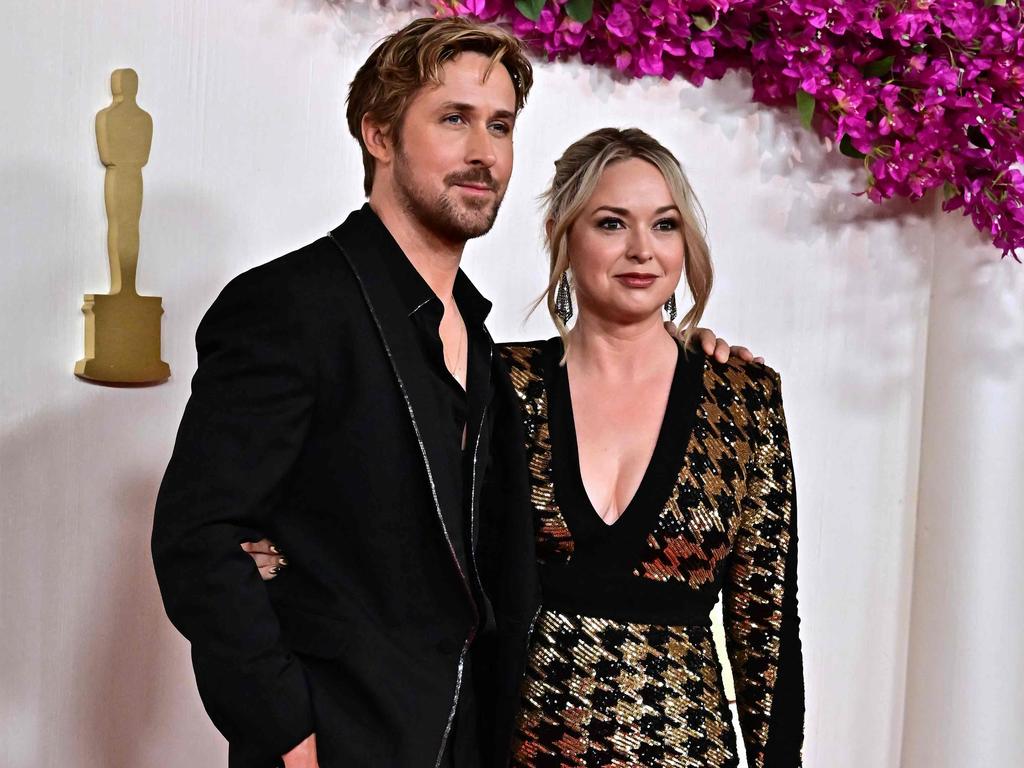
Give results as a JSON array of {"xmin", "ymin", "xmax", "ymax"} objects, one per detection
[
  {"xmin": 839, "ymin": 135, "xmax": 867, "ymax": 159},
  {"xmin": 796, "ymin": 89, "xmax": 816, "ymax": 130},
  {"xmin": 943, "ymin": 182, "xmax": 958, "ymax": 201},
  {"xmin": 863, "ymin": 55, "xmax": 896, "ymax": 79},
  {"xmin": 693, "ymin": 14, "xmax": 717, "ymax": 32},
  {"xmin": 515, "ymin": 0, "xmax": 546, "ymax": 21},
  {"xmin": 565, "ymin": 0, "xmax": 593, "ymax": 22},
  {"xmin": 985, "ymin": 0, "xmax": 1007, "ymax": 8}
]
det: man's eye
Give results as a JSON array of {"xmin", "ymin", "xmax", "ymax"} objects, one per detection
[
  {"xmin": 490, "ymin": 122, "xmax": 511, "ymax": 135},
  {"xmin": 443, "ymin": 114, "xmax": 465, "ymax": 125},
  {"xmin": 598, "ymin": 217, "xmax": 624, "ymax": 230}
]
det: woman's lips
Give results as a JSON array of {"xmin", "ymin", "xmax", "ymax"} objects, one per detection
[{"xmin": 614, "ymin": 273, "xmax": 658, "ymax": 288}]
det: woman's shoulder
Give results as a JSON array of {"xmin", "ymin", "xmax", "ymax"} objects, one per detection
[
  {"xmin": 701, "ymin": 352, "xmax": 783, "ymax": 406},
  {"xmin": 496, "ymin": 338, "xmax": 562, "ymax": 403},
  {"xmin": 498, "ymin": 336, "xmax": 557, "ymax": 353},
  {"xmin": 498, "ymin": 337, "xmax": 558, "ymax": 369}
]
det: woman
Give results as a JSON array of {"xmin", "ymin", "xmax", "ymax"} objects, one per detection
[
  {"xmin": 500, "ymin": 128, "xmax": 803, "ymax": 767},
  {"xmin": 248, "ymin": 128, "xmax": 804, "ymax": 767}
]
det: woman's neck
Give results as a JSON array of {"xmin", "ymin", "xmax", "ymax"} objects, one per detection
[{"xmin": 566, "ymin": 312, "xmax": 678, "ymax": 380}]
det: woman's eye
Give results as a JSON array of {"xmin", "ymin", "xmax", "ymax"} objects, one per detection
[
  {"xmin": 598, "ymin": 217, "xmax": 624, "ymax": 230},
  {"xmin": 654, "ymin": 218, "xmax": 680, "ymax": 231}
]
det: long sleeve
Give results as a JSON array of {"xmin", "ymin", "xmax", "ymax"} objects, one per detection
[
  {"xmin": 151, "ymin": 265, "xmax": 316, "ymax": 759},
  {"xmin": 723, "ymin": 369, "xmax": 804, "ymax": 768},
  {"xmin": 474, "ymin": 356, "xmax": 542, "ymax": 768}
]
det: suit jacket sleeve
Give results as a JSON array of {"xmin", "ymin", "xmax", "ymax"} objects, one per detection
[
  {"xmin": 474, "ymin": 355, "xmax": 541, "ymax": 768},
  {"xmin": 723, "ymin": 369, "xmax": 804, "ymax": 768},
  {"xmin": 152, "ymin": 266, "xmax": 317, "ymax": 758}
]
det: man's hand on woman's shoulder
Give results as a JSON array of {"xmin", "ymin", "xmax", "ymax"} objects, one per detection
[{"xmin": 685, "ymin": 325, "xmax": 765, "ymax": 365}]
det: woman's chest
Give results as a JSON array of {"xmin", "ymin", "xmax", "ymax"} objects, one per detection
[{"xmin": 530, "ymin": 400, "xmax": 755, "ymax": 590}]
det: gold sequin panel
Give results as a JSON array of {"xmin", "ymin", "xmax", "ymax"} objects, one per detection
[
  {"xmin": 503, "ymin": 345, "xmax": 574, "ymax": 562},
  {"xmin": 631, "ymin": 359, "xmax": 796, "ymax": 768},
  {"xmin": 633, "ymin": 360, "xmax": 757, "ymax": 588},
  {"xmin": 512, "ymin": 610, "xmax": 739, "ymax": 768}
]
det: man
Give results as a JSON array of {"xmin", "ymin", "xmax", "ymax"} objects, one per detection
[{"xmin": 152, "ymin": 17, "xmax": 748, "ymax": 768}]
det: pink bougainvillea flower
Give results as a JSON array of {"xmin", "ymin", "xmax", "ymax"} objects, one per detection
[
  {"xmin": 605, "ymin": 6, "xmax": 636, "ymax": 40},
  {"xmin": 441, "ymin": 0, "xmax": 1024, "ymax": 257}
]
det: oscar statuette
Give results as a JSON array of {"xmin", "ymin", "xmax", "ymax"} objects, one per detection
[{"xmin": 75, "ymin": 68, "xmax": 169, "ymax": 385}]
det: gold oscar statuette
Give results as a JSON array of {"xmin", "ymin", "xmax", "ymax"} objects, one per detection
[{"xmin": 75, "ymin": 68, "xmax": 170, "ymax": 385}]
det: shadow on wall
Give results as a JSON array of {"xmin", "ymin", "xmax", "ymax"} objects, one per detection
[
  {"xmin": 677, "ymin": 69, "xmax": 935, "ymax": 238},
  {"xmin": 670, "ymin": 72, "xmax": 939, "ymax": 416},
  {"xmin": 0, "ymin": 391, "xmax": 229, "ymax": 768},
  {"xmin": 72, "ymin": 180, "xmax": 242, "ymax": 768},
  {"xmin": 141, "ymin": 181, "xmax": 247, "ymax": 377},
  {"xmin": 0, "ymin": 166, "xmax": 240, "ymax": 766}
]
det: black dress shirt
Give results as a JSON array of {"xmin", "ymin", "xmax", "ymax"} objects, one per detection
[
  {"xmin": 375, "ymin": 209, "xmax": 494, "ymax": 556},
  {"xmin": 370, "ymin": 208, "xmax": 494, "ymax": 768}
]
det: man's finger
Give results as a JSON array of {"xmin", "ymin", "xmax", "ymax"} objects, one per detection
[
  {"xmin": 250, "ymin": 553, "xmax": 286, "ymax": 569},
  {"xmin": 729, "ymin": 345, "xmax": 755, "ymax": 362},
  {"xmin": 240, "ymin": 538, "xmax": 281, "ymax": 556},
  {"xmin": 258, "ymin": 565, "xmax": 281, "ymax": 581},
  {"xmin": 713, "ymin": 338, "xmax": 730, "ymax": 363},
  {"xmin": 694, "ymin": 328, "xmax": 717, "ymax": 355}
]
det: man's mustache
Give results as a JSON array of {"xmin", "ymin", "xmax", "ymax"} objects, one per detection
[{"xmin": 446, "ymin": 170, "xmax": 498, "ymax": 191}]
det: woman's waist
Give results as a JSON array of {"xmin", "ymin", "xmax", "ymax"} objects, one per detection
[
  {"xmin": 525, "ymin": 605, "xmax": 718, "ymax": 669},
  {"xmin": 538, "ymin": 560, "xmax": 720, "ymax": 627}
]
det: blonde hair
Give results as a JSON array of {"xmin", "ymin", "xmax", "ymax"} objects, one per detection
[
  {"xmin": 347, "ymin": 17, "xmax": 534, "ymax": 196},
  {"xmin": 539, "ymin": 127, "xmax": 713, "ymax": 348}
]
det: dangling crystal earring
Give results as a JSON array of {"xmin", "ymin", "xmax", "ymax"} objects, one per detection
[
  {"xmin": 664, "ymin": 293, "xmax": 678, "ymax": 322},
  {"xmin": 555, "ymin": 271, "xmax": 573, "ymax": 324}
]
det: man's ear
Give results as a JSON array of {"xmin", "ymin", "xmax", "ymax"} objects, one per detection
[{"xmin": 361, "ymin": 114, "xmax": 393, "ymax": 165}]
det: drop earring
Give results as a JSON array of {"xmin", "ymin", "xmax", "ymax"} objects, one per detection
[
  {"xmin": 556, "ymin": 271, "xmax": 573, "ymax": 324},
  {"xmin": 664, "ymin": 293, "xmax": 678, "ymax": 323}
]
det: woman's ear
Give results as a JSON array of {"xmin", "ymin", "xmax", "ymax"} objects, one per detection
[{"xmin": 545, "ymin": 218, "xmax": 555, "ymax": 243}]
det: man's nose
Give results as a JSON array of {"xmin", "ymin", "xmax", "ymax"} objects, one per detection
[{"xmin": 465, "ymin": 124, "xmax": 497, "ymax": 168}]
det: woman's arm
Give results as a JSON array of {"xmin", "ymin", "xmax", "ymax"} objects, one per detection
[{"xmin": 723, "ymin": 368, "xmax": 804, "ymax": 768}]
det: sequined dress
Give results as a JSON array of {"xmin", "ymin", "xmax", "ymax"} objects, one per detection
[{"xmin": 501, "ymin": 339, "xmax": 803, "ymax": 768}]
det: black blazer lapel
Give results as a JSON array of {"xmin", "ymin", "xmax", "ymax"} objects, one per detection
[{"xmin": 327, "ymin": 214, "xmax": 474, "ymax": 606}]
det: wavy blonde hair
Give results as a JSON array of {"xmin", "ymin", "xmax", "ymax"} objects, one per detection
[
  {"xmin": 539, "ymin": 127, "xmax": 713, "ymax": 349},
  {"xmin": 347, "ymin": 17, "xmax": 534, "ymax": 197}
]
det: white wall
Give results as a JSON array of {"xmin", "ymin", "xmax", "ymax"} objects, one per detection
[
  {"xmin": 1, "ymin": 2, "xmax": 1020, "ymax": 767},
  {"xmin": 899, "ymin": 215, "xmax": 1024, "ymax": 767}
]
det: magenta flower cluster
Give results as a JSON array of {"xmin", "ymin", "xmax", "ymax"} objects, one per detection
[{"xmin": 438, "ymin": 0, "xmax": 1024, "ymax": 258}]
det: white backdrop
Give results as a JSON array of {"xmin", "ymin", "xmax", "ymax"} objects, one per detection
[{"xmin": 2, "ymin": 1, "xmax": 1022, "ymax": 767}]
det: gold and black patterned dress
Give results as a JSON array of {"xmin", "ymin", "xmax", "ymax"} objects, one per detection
[{"xmin": 501, "ymin": 339, "xmax": 803, "ymax": 768}]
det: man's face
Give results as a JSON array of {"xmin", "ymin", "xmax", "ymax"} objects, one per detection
[{"xmin": 390, "ymin": 52, "xmax": 516, "ymax": 243}]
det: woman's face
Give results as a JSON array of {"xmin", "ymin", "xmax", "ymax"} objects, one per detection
[{"xmin": 566, "ymin": 158, "xmax": 685, "ymax": 327}]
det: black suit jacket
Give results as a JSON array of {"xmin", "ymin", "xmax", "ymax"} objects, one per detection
[{"xmin": 152, "ymin": 207, "xmax": 538, "ymax": 768}]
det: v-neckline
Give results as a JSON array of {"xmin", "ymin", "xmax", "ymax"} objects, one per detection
[{"xmin": 544, "ymin": 338, "xmax": 705, "ymax": 547}]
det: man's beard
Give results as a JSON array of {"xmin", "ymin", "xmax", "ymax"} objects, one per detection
[{"xmin": 393, "ymin": 148, "xmax": 505, "ymax": 244}]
